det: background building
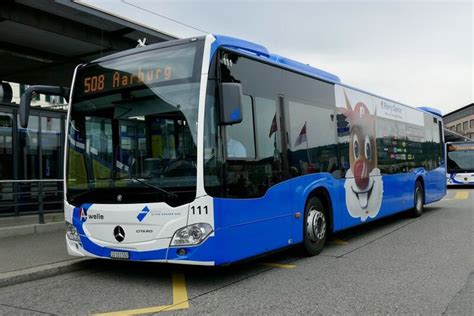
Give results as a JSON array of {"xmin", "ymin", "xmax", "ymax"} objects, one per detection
[
  {"xmin": 443, "ymin": 103, "xmax": 474, "ymax": 140},
  {"xmin": 0, "ymin": 0, "xmax": 175, "ymax": 218}
]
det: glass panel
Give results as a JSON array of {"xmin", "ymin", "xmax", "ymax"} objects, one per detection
[
  {"xmin": 85, "ymin": 117, "xmax": 113, "ymax": 182},
  {"xmin": 203, "ymin": 81, "xmax": 222, "ymax": 196},
  {"xmin": 67, "ymin": 40, "xmax": 203, "ymax": 205},
  {"xmin": 286, "ymin": 99, "xmax": 338, "ymax": 176},
  {"xmin": 254, "ymin": 97, "xmax": 278, "ymax": 159},
  {"xmin": 226, "ymin": 95, "xmax": 255, "ymax": 158},
  {"xmin": 213, "ymin": 49, "xmax": 335, "ymax": 198},
  {"xmin": 150, "ymin": 118, "xmax": 176, "ymax": 160},
  {"xmin": 0, "ymin": 113, "xmax": 13, "ymax": 179},
  {"xmin": 18, "ymin": 115, "xmax": 39, "ymax": 179},
  {"xmin": 406, "ymin": 124, "xmax": 425, "ymax": 170},
  {"xmin": 447, "ymin": 143, "xmax": 474, "ymax": 173},
  {"xmin": 423, "ymin": 114, "xmax": 436, "ymax": 171},
  {"xmin": 17, "ymin": 115, "xmax": 40, "ymax": 213},
  {"xmin": 41, "ymin": 117, "xmax": 62, "ymax": 179},
  {"xmin": 375, "ymin": 118, "xmax": 406, "ymax": 174},
  {"xmin": 0, "ymin": 113, "xmax": 14, "ymax": 213}
]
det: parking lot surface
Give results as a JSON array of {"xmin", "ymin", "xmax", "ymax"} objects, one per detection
[{"xmin": 0, "ymin": 188, "xmax": 472, "ymax": 315}]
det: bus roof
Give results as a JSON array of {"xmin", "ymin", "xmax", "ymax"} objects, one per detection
[{"xmin": 211, "ymin": 34, "xmax": 442, "ymax": 118}]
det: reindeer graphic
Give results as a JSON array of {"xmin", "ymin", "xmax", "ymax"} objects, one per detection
[{"xmin": 340, "ymin": 92, "xmax": 384, "ymax": 221}]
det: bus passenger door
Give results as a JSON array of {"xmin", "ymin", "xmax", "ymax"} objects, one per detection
[
  {"xmin": 282, "ymin": 95, "xmax": 342, "ymax": 239},
  {"xmin": 223, "ymin": 94, "xmax": 293, "ymax": 254}
]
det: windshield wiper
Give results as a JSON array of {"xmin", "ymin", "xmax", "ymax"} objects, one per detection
[
  {"xmin": 92, "ymin": 176, "xmax": 178, "ymax": 199},
  {"xmin": 122, "ymin": 176, "xmax": 178, "ymax": 199},
  {"xmin": 68, "ymin": 187, "xmax": 98, "ymax": 203}
]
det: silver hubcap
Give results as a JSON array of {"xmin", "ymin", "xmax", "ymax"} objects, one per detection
[
  {"xmin": 307, "ymin": 207, "xmax": 326, "ymax": 242},
  {"xmin": 416, "ymin": 188, "xmax": 423, "ymax": 212}
]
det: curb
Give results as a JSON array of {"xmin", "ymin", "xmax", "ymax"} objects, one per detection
[
  {"xmin": 0, "ymin": 222, "xmax": 64, "ymax": 239},
  {"xmin": 0, "ymin": 258, "xmax": 91, "ymax": 288}
]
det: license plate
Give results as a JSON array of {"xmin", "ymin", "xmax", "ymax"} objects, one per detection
[{"xmin": 110, "ymin": 251, "xmax": 130, "ymax": 259}]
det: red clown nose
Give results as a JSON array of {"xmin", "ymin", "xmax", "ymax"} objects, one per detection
[{"xmin": 354, "ymin": 160, "xmax": 369, "ymax": 189}]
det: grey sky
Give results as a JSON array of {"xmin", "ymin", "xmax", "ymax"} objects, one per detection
[{"xmin": 83, "ymin": 0, "xmax": 473, "ymax": 114}]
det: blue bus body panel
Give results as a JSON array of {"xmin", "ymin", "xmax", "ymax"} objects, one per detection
[
  {"xmin": 424, "ymin": 167, "xmax": 447, "ymax": 202},
  {"xmin": 208, "ymin": 167, "xmax": 444, "ymax": 265},
  {"xmin": 209, "ymin": 173, "xmax": 342, "ymax": 264},
  {"xmin": 71, "ymin": 166, "xmax": 445, "ymax": 265}
]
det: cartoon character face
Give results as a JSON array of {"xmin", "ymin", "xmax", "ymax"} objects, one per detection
[{"xmin": 340, "ymin": 93, "xmax": 383, "ymax": 221}]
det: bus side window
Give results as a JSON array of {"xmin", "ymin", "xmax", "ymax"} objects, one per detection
[
  {"xmin": 285, "ymin": 98, "xmax": 338, "ymax": 176},
  {"xmin": 254, "ymin": 97, "xmax": 278, "ymax": 160}
]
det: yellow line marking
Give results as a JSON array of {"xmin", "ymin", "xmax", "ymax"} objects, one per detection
[
  {"xmin": 454, "ymin": 191, "xmax": 469, "ymax": 200},
  {"xmin": 261, "ymin": 263, "xmax": 296, "ymax": 269},
  {"xmin": 328, "ymin": 238, "xmax": 348, "ymax": 245},
  {"xmin": 171, "ymin": 273, "xmax": 189, "ymax": 310},
  {"xmin": 93, "ymin": 272, "xmax": 189, "ymax": 316}
]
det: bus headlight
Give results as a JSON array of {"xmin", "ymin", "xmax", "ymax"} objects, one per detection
[
  {"xmin": 170, "ymin": 223, "xmax": 213, "ymax": 246},
  {"xmin": 66, "ymin": 222, "xmax": 81, "ymax": 241}
]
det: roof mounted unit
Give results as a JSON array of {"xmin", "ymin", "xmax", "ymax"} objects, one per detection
[
  {"xmin": 212, "ymin": 35, "xmax": 270, "ymax": 57},
  {"xmin": 417, "ymin": 106, "xmax": 443, "ymax": 117},
  {"xmin": 269, "ymin": 54, "xmax": 340, "ymax": 83},
  {"xmin": 212, "ymin": 35, "xmax": 340, "ymax": 83}
]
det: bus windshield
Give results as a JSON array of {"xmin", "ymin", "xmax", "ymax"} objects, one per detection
[
  {"xmin": 447, "ymin": 143, "xmax": 474, "ymax": 173},
  {"xmin": 66, "ymin": 40, "xmax": 204, "ymax": 205}
]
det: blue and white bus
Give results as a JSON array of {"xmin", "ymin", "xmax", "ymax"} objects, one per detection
[
  {"xmin": 446, "ymin": 141, "xmax": 474, "ymax": 185},
  {"xmin": 20, "ymin": 35, "xmax": 446, "ymax": 265}
]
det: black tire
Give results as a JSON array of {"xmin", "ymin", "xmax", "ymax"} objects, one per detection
[
  {"xmin": 410, "ymin": 181, "xmax": 424, "ymax": 218},
  {"xmin": 302, "ymin": 196, "xmax": 328, "ymax": 256}
]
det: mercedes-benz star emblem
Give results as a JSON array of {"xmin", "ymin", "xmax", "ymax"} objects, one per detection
[
  {"xmin": 117, "ymin": 194, "xmax": 122, "ymax": 202},
  {"xmin": 113, "ymin": 226, "xmax": 125, "ymax": 242}
]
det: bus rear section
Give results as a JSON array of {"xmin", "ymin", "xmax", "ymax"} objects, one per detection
[{"xmin": 446, "ymin": 142, "xmax": 474, "ymax": 185}]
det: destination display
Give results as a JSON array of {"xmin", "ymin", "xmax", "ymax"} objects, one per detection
[
  {"xmin": 447, "ymin": 143, "xmax": 474, "ymax": 151},
  {"xmin": 75, "ymin": 45, "xmax": 197, "ymax": 98}
]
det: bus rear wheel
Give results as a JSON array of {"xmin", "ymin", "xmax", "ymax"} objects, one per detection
[
  {"xmin": 302, "ymin": 196, "xmax": 327, "ymax": 256},
  {"xmin": 410, "ymin": 181, "xmax": 424, "ymax": 218}
]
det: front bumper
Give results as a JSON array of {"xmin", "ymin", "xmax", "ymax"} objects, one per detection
[{"xmin": 66, "ymin": 233, "xmax": 216, "ymax": 266}]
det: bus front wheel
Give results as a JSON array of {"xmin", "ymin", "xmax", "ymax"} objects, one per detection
[{"xmin": 302, "ymin": 196, "xmax": 327, "ymax": 256}]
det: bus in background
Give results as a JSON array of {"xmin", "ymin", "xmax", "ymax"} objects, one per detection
[
  {"xmin": 19, "ymin": 35, "xmax": 446, "ymax": 266},
  {"xmin": 446, "ymin": 141, "xmax": 474, "ymax": 185}
]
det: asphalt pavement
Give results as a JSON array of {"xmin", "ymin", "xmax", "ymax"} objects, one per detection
[
  {"xmin": 0, "ymin": 230, "xmax": 69, "ymax": 274},
  {"xmin": 0, "ymin": 188, "xmax": 472, "ymax": 315}
]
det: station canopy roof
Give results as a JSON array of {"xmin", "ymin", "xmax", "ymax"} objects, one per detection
[{"xmin": 0, "ymin": 0, "xmax": 176, "ymax": 87}]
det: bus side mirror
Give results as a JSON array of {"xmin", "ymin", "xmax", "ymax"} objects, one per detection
[
  {"xmin": 19, "ymin": 85, "xmax": 70, "ymax": 128},
  {"xmin": 218, "ymin": 82, "xmax": 243, "ymax": 125}
]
